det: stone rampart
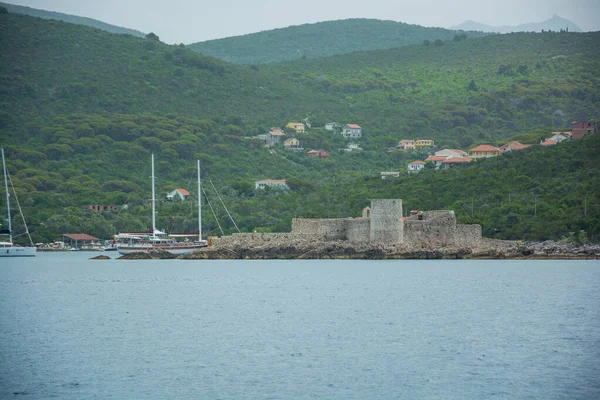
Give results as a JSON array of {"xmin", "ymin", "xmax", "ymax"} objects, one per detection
[
  {"xmin": 370, "ymin": 199, "xmax": 403, "ymax": 243},
  {"xmin": 347, "ymin": 219, "xmax": 370, "ymax": 243},
  {"xmin": 291, "ymin": 218, "xmax": 349, "ymax": 240}
]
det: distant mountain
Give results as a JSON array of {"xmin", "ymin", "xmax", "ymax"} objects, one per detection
[
  {"xmin": 187, "ymin": 18, "xmax": 489, "ymax": 64},
  {"xmin": 452, "ymin": 14, "xmax": 582, "ymax": 33},
  {"xmin": 0, "ymin": 1, "xmax": 145, "ymax": 37}
]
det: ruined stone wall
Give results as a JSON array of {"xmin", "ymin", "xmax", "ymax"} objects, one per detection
[
  {"xmin": 455, "ymin": 224, "xmax": 482, "ymax": 247},
  {"xmin": 291, "ymin": 218, "xmax": 349, "ymax": 240},
  {"xmin": 212, "ymin": 233, "xmax": 296, "ymax": 248},
  {"xmin": 370, "ymin": 199, "xmax": 403, "ymax": 243},
  {"xmin": 347, "ymin": 219, "xmax": 370, "ymax": 243},
  {"xmin": 403, "ymin": 211, "xmax": 457, "ymax": 247}
]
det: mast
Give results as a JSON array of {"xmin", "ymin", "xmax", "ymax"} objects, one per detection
[
  {"xmin": 1, "ymin": 149, "xmax": 12, "ymax": 243},
  {"xmin": 197, "ymin": 160, "xmax": 202, "ymax": 241},
  {"xmin": 151, "ymin": 153, "xmax": 156, "ymax": 238}
]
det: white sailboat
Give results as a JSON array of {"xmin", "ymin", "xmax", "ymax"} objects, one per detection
[
  {"xmin": 1, "ymin": 148, "xmax": 36, "ymax": 257},
  {"xmin": 116, "ymin": 155, "xmax": 207, "ymax": 255}
]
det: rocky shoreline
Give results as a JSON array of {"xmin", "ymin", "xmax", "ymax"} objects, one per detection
[{"xmin": 108, "ymin": 240, "xmax": 599, "ymax": 260}]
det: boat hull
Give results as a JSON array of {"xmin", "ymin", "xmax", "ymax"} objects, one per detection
[
  {"xmin": 116, "ymin": 244, "xmax": 206, "ymax": 256},
  {"xmin": 0, "ymin": 246, "xmax": 37, "ymax": 257}
]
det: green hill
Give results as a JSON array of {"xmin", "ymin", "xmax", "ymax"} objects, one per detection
[
  {"xmin": 0, "ymin": 2, "xmax": 145, "ymax": 37},
  {"xmin": 1, "ymin": 14, "xmax": 598, "ymax": 243},
  {"xmin": 187, "ymin": 18, "xmax": 489, "ymax": 64}
]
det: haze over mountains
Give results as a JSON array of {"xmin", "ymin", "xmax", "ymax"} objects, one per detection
[{"xmin": 452, "ymin": 14, "xmax": 582, "ymax": 33}]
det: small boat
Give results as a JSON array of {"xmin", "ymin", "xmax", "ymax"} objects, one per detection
[
  {"xmin": 116, "ymin": 156, "xmax": 207, "ymax": 255},
  {"xmin": 0, "ymin": 148, "xmax": 36, "ymax": 257}
]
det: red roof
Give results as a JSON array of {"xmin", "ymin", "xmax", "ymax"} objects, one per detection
[
  {"xmin": 425, "ymin": 155, "xmax": 447, "ymax": 161},
  {"xmin": 444, "ymin": 157, "xmax": 471, "ymax": 163},
  {"xmin": 62, "ymin": 233, "xmax": 99, "ymax": 241},
  {"xmin": 346, "ymin": 124, "xmax": 361, "ymax": 129},
  {"xmin": 270, "ymin": 131, "xmax": 284, "ymax": 136},
  {"xmin": 448, "ymin": 149, "xmax": 468, "ymax": 155},
  {"xmin": 307, "ymin": 149, "xmax": 319, "ymax": 154},
  {"xmin": 470, "ymin": 145, "xmax": 499, "ymax": 152},
  {"xmin": 409, "ymin": 160, "xmax": 426, "ymax": 165},
  {"xmin": 255, "ymin": 179, "xmax": 286, "ymax": 183},
  {"xmin": 176, "ymin": 188, "xmax": 190, "ymax": 196}
]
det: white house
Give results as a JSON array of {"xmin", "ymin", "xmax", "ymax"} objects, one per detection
[
  {"xmin": 325, "ymin": 122, "xmax": 342, "ymax": 131},
  {"xmin": 167, "ymin": 188, "xmax": 190, "ymax": 201},
  {"xmin": 380, "ymin": 171, "xmax": 400, "ymax": 179},
  {"xmin": 342, "ymin": 124, "xmax": 362, "ymax": 138},
  {"xmin": 407, "ymin": 160, "xmax": 426, "ymax": 173},
  {"xmin": 255, "ymin": 179, "xmax": 289, "ymax": 190}
]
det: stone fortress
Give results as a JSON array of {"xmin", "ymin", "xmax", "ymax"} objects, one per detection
[
  {"xmin": 290, "ymin": 199, "xmax": 483, "ymax": 248},
  {"xmin": 211, "ymin": 199, "xmax": 487, "ymax": 251}
]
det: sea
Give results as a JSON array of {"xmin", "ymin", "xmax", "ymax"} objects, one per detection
[{"xmin": 0, "ymin": 252, "xmax": 599, "ymax": 399}]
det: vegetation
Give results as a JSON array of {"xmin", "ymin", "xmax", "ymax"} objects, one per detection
[
  {"xmin": 0, "ymin": 13, "xmax": 598, "ymax": 243},
  {"xmin": 187, "ymin": 18, "xmax": 488, "ymax": 64}
]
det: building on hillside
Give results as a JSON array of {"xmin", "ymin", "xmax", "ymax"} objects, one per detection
[
  {"xmin": 286, "ymin": 122, "xmax": 305, "ymax": 134},
  {"xmin": 88, "ymin": 205, "xmax": 120, "ymax": 212},
  {"xmin": 540, "ymin": 138, "xmax": 557, "ymax": 146},
  {"xmin": 266, "ymin": 128, "xmax": 285, "ymax": 146},
  {"xmin": 283, "ymin": 137, "xmax": 302, "ymax": 151},
  {"xmin": 415, "ymin": 139, "xmax": 435, "ymax": 149},
  {"xmin": 549, "ymin": 132, "xmax": 571, "ymax": 143},
  {"xmin": 307, "ymin": 149, "xmax": 329, "ymax": 159},
  {"xmin": 425, "ymin": 149, "xmax": 469, "ymax": 170},
  {"xmin": 380, "ymin": 171, "xmax": 400, "ymax": 179},
  {"xmin": 325, "ymin": 122, "xmax": 342, "ymax": 131},
  {"xmin": 342, "ymin": 124, "xmax": 362, "ymax": 138},
  {"xmin": 433, "ymin": 149, "xmax": 468, "ymax": 158},
  {"xmin": 469, "ymin": 144, "xmax": 500, "ymax": 158},
  {"xmin": 167, "ymin": 189, "xmax": 190, "ymax": 201},
  {"xmin": 498, "ymin": 141, "xmax": 531, "ymax": 153},
  {"xmin": 255, "ymin": 179, "xmax": 289, "ymax": 190},
  {"xmin": 571, "ymin": 120, "xmax": 597, "ymax": 140},
  {"xmin": 61, "ymin": 233, "xmax": 100, "ymax": 249},
  {"xmin": 441, "ymin": 157, "xmax": 472, "ymax": 169},
  {"xmin": 398, "ymin": 140, "xmax": 415, "ymax": 150},
  {"xmin": 407, "ymin": 160, "xmax": 426, "ymax": 173},
  {"xmin": 341, "ymin": 143, "xmax": 362, "ymax": 152}
]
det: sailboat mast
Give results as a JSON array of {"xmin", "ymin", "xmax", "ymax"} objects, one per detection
[
  {"xmin": 1, "ymin": 149, "xmax": 12, "ymax": 243},
  {"xmin": 197, "ymin": 160, "xmax": 202, "ymax": 241},
  {"xmin": 151, "ymin": 154, "xmax": 156, "ymax": 239}
]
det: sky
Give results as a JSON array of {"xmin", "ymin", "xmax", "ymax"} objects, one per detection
[{"xmin": 7, "ymin": 0, "xmax": 600, "ymax": 44}]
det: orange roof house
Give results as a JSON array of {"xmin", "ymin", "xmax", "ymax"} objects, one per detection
[
  {"xmin": 167, "ymin": 188, "xmax": 190, "ymax": 201},
  {"xmin": 469, "ymin": 144, "xmax": 500, "ymax": 159},
  {"xmin": 499, "ymin": 141, "xmax": 531, "ymax": 153}
]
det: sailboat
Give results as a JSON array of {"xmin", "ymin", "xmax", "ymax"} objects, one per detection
[
  {"xmin": 1, "ymin": 148, "xmax": 36, "ymax": 257},
  {"xmin": 116, "ymin": 155, "xmax": 207, "ymax": 255}
]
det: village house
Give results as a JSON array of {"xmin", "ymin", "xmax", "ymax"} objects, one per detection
[
  {"xmin": 254, "ymin": 179, "xmax": 289, "ymax": 190},
  {"xmin": 286, "ymin": 122, "xmax": 305, "ymax": 134},
  {"xmin": 167, "ymin": 188, "xmax": 190, "ymax": 201},
  {"xmin": 407, "ymin": 160, "xmax": 426, "ymax": 173},
  {"xmin": 398, "ymin": 140, "xmax": 415, "ymax": 150},
  {"xmin": 341, "ymin": 143, "xmax": 362, "ymax": 152},
  {"xmin": 425, "ymin": 149, "xmax": 469, "ymax": 170},
  {"xmin": 499, "ymin": 141, "xmax": 531, "ymax": 153},
  {"xmin": 283, "ymin": 137, "xmax": 302, "ymax": 151},
  {"xmin": 266, "ymin": 128, "xmax": 285, "ymax": 146},
  {"xmin": 324, "ymin": 122, "xmax": 342, "ymax": 131},
  {"xmin": 469, "ymin": 144, "xmax": 500, "ymax": 158},
  {"xmin": 414, "ymin": 139, "xmax": 435, "ymax": 149},
  {"xmin": 380, "ymin": 171, "xmax": 400, "ymax": 179},
  {"xmin": 571, "ymin": 120, "xmax": 597, "ymax": 140},
  {"xmin": 441, "ymin": 157, "xmax": 472, "ymax": 169},
  {"xmin": 307, "ymin": 149, "xmax": 329, "ymax": 159},
  {"xmin": 342, "ymin": 124, "xmax": 362, "ymax": 139}
]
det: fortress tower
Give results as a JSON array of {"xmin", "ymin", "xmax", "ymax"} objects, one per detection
[{"xmin": 369, "ymin": 199, "xmax": 403, "ymax": 244}]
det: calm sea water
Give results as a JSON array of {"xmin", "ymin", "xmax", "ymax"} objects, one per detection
[{"xmin": 0, "ymin": 253, "xmax": 599, "ymax": 399}]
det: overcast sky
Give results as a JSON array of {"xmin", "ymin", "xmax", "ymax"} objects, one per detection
[{"xmin": 8, "ymin": 0, "xmax": 600, "ymax": 43}]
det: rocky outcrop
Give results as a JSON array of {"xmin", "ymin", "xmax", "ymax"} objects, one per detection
[
  {"xmin": 118, "ymin": 249, "xmax": 178, "ymax": 260},
  {"xmin": 181, "ymin": 237, "xmax": 599, "ymax": 260},
  {"xmin": 90, "ymin": 255, "xmax": 111, "ymax": 260}
]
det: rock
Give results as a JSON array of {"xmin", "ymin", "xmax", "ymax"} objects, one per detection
[{"xmin": 90, "ymin": 255, "xmax": 111, "ymax": 260}]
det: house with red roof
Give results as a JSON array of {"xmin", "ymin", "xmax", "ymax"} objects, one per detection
[
  {"xmin": 425, "ymin": 149, "xmax": 470, "ymax": 170},
  {"xmin": 307, "ymin": 149, "xmax": 329, "ymax": 159},
  {"xmin": 342, "ymin": 124, "xmax": 362, "ymax": 138},
  {"xmin": 469, "ymin": 144, "xmax": 500, "ymax": 159},
  {"xmin": 167, "ymin": 188, "xmax": 190, "ymax": 201},
  {"xmin": 407, "ymin": 160, "xmax": 426, "ymax": 173},
  {"xmin": 498, "ymin": 141, "xmax": 531, "ymax": 154},
  {"xmin": 284, "ymin": 137, "xmax": 302, "ymax": 151}
]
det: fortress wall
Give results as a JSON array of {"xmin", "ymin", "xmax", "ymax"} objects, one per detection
[
  {"xmin": 404, "ymin": 212, "xmax": 457, "ymax": 247},
  {"xmin": 291, "ymin": 218, "xmax": 349, "ymax": 240},
  {"xmin": 454, "ymin": 224, "xmax": 483, "ymax": 247},
  {"xmin": 370, "ymin": 199, "xmax": 403, "ymax": 243},
  {"xmin": 347, "ymin": 219, "xmax": 371, "ymax": 243},
  {"xmin": 212, "ymin": 233, "xmax": 295, "ymax": 248}
]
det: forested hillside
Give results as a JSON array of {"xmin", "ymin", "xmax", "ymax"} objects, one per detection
[
  {"xmin": 0, "ymin": 13, "xmax": 598, "ymax": 244},
  {"xmin": 187, "ymin": 18, "xmax": 488, "ymax": 64},
  {"xmin": 0, "ymin": 2, "xmax": 145, "ymax": 37}
]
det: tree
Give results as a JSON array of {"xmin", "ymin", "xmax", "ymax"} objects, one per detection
[
  {"xmin": 145, "ymin": 32, "xmax": 160, "ymax": 42},
  {"xmin": 434, "ymin": 39, "xmax": 444, "ymax": 46},
  {"xmin": 468, "ymin": 80, "xmax": 478, "ymax": 92}
]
